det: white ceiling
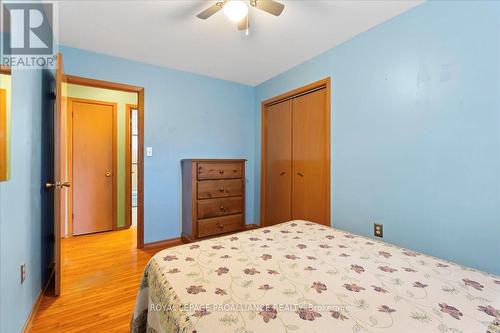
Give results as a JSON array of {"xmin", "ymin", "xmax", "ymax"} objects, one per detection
[{"xmin": 58, "ymin": 0, "xmax": 423, "ymax": 86}]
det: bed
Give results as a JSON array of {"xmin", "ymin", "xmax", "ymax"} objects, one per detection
[{"xmin": 131, "ymin": 220, "xmax": 500, "ymax": 333}]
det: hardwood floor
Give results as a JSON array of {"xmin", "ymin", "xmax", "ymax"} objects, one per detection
[{"xmin": 30, "ymin": 227, "xmax": 168, "ymax": 332}]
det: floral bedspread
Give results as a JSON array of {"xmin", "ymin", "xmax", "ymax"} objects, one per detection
[{"xmin": 131, "ymin": 220, "xmax": 500, "ymax": 333}]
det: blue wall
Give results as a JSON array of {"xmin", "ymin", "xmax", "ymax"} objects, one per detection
[
  {"xmin": 0, "ymin": 68, "xmax": 46, "ymax": 333},
  {"xmin": 1, "ymin": 2, "xmax": 499, "ymax": 331},
  {"xmin": 255, "ymin": 1, "xmax": 500, "ymax": 275},
  {"xmin": 60, "ymin": 46, "xmax": 256, "ymax": 243}
]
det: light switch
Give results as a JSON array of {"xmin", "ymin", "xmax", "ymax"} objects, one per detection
[
  {"xmin": 146, "ymin": 147, "xmax": 153, "ymax": 157},
  {"xmin": 21, "ymin": 263, "xmax": 27, "ymax": 284}
]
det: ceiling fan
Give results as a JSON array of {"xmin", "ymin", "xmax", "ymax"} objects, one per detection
[{"xmin": 196, "ymin": 0, "xmax": 285, "ymax": 31}]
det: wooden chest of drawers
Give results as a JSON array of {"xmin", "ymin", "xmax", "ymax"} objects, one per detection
[{"xmin": 181, "ymin": 159, "xmax": 246, "ymax": 242}]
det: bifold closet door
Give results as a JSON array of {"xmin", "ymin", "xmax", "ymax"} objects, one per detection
[
  {"xmin": 292, "ymin": 88, "xmax": 329, "ymax": 225},
  {"xmin": 265, "ymin": 100, "xmax": 292, "ymax": 226}
]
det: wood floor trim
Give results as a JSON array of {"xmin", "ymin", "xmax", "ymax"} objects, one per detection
[
  {"xmin": 22, "ymin": 267, "xmax": 54, "ymax": 333},
  {"xmin": 245, "ymin": 223, "xmax": 260, "ymax": 230},
  {"xmin": 115, "ymin": 225, "xmax": 131, "ymax": 231},
  {"xmin": 143, "ymin": 237, "xmax": 184, "ymax": 250},
  {"xmin": 144, "ymin": 227, "xmax": 258, "ymax": 249}
]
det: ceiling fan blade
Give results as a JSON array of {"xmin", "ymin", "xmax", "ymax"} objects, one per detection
[
  {"xmin": 254, "ymin": 0, "xmax": 284, "ymax": 16},
  {"xmin": 196, "ymin": 2, "xmax": 224, "ymax": 19},
  {"xmin": 237, "ymin": 15, "xmax": 249, "ymax": 30}
]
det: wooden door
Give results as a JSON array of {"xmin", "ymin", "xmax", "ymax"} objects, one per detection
[
  {"xmin": 292, "ymin": 88, "xmax": 329, "ymax": 225},
  {"xmin": 72, "ymin": 100, "xmax": 116, "ymax": 235},
  {"xmin": 264, "ymin": 100, "xmax": 292, "ymax": 225},
  {"xmin": 52, "ymin": 53, "xmax": 66, "ymax": 295}
]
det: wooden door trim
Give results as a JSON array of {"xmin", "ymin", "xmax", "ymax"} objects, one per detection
[
  {"xmin": 260, "ymin": 77, "xmax": 331, "ymax": 227},
  {"xmin": 0, "ymin": 65, "xmax": 11, "ymax": 75},
  {"xmin": 65, "ymin": 74, "xmax": 145, "ymax": 248},
  {"xmin": 68, "ymin": 97, "xmax": 118, "ymax": 234},
  {"xmin": 124, "ymin": 104, "xmax": 137, "ymax": 230},
  {"xmin": 261, "ymin": 78, "xmax": 330, "ymax": 106},
  {"xmin": 65, "ymin": 75, "xmax": 143, "ymax": 93},
  {"xmin": 0, "ymin": 89, "xmax": 7, "ymax": 181},
  {"xmin": 136, "ymin": 90, "xmax": 145, "ymax": 248}
]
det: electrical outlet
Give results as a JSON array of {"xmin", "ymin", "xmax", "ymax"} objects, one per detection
[
  {"xmin": 374, "ymin": 223, "xmax": 383, "ymax": 238},
  {"xmin": 20, "ymin": 263, "xmax": 27, "ymax": 284}
]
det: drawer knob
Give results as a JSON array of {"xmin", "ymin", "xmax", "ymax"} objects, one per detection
[
  {"xmin": 220, "ymin": 206, "xmax": 225, "ymax": 211},
  {"xmin": 218, "ymin": 223, "xmax": 225, "ymax": 229},
  {"xmin": 219, "ymin": 169, "xmax": 225, "ymax": 174},
  {"xmin": 219, "ymin": 186, "xmax": 225, "ymax": 192}
]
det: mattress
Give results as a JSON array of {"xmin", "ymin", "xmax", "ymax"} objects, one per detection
[{"xmin": 131, "ymin": 220, "xmax": 500, "ymax": 333}]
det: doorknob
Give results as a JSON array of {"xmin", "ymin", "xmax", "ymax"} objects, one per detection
[
  {"xmin": 46, "ymin": 181, "xmax": 71, "ymax": 189},
  {"xmin": 105, "ymin": 171, "xmax": 112, "ymax": 177}
]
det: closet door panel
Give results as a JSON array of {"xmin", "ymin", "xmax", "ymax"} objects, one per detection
[
  {"xmin": 265, "ymin": 100, "xmax": 292, "ymax": 225},
  {"xmin": 292, "ymin": 89, "xmax": 328, "ymax": 225}
]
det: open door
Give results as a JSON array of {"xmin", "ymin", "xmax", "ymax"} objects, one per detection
[
  {"xmin": 54, "ymin": 53, "xmax": 69, "ymax": 295},
  {"xmin": 44, "ymin": 53, "xmax": 67, "ymax": 295}
]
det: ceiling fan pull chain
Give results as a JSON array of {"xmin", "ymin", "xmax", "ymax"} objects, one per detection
[{"xmin": 246, "ymin": 12, "xmax": 250, "ymax": 36}]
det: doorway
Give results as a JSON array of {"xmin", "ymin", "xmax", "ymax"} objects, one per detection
[{"xmin": 63, "ymin": 75, "xmax": 146, "ymax": 248}]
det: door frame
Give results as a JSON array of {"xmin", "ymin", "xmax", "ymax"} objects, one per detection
[
  {"xmin": 125, "ymin": 103, "xmax": 138, "ymax": 229},
  {"xmin": 0, "ymin": 65, "xmax": 12, "ymax": 182},
  {"xmin": 68, "ymin": 97, "xmax": 118, "ymax": 235},
  {"xmin": 260, "ymin": 77, "xmax": 331, "ymax": 227},
  {"xmin": 65, "ymin": 75, "xmax": 146, "ymax": 248},
  {"xmin": 0, "ymin": 66, "xmax": 11, "ymax": 181},
  {"xmin": 0, "ymin": 88, "xmax": 7, "ymax": 181}
]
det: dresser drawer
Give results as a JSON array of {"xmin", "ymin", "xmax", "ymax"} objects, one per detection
[
  {"xmin": 197, "ymin": 179, "xmax": 242, "ymax": 199},
  {"xmin": 197, "ymin": 196, "xmax": 243, "ymax": 219},
  {"xmin": 198, "ymin": 214, "xmax": 243, "ymax": 238},
  {"xmin": 197, "ymin": 162, "xmax": 242, "ymax": 180}
]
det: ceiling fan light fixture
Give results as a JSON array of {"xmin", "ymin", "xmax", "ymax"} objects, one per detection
[{"xmin": 223, "ymin": 0, "xmax": 248, "ymax": 22}]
